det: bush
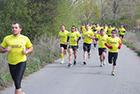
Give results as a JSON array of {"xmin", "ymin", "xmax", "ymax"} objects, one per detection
[{"xmin": 137, "ymin": 50, "xmax": 140, "ymax": 56}]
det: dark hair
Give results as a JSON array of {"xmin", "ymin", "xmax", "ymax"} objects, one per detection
[
  {"xmin": 72, "ymin": 25, "xmax": 75, "ymax": 27},
  {"xmin": 100, "ymin": 29, "xmax": 104, "ymax": 31},
  {"xmin": 111, "ymin": 29, "xmax": 117, "ymax": 33},
  {"xmin": 13, "ymin": 22, "xmax": 22, "ymax": 28}
]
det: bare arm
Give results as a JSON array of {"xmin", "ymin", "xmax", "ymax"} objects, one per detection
[
  {"xmin": 0, "ymin": 46, "xmax": 12, "ymax": 53},
  {"xmin": 23, "ymin": 46, "xmax": 33, "ymax": 54}
]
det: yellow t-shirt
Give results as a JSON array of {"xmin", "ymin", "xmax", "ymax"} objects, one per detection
[
  {"xmin": 96, "ymin": 27, "xmax": 101, "ymax": 31},
  {"xmin": 105, "ymin": 37, "xmax": 121, "ymax": 52},
  {"xmin": 103, "ymin": 28, "xmax": 108, "ymax": 34},
  {"xmin": 107, "ymin": 28, "xmax": 114, "ymax": 36},
  {"xmin": 81, "ymin": 26, "xmax": 86, "ymax": 32},
  {"xmin": 1, "ymin": 34, "xmax": 32, "ymax": 65},
  {"xmin": 96, "ymin": 34, "xmax": 108, "ymax": 48},
  {"xmin": 82, "ymin": 30, "xmax": 94, "ymax": 44},
  {"xmin": 91, "ymin": 25, "xmax": 96, "ymax": 30},
  {"xmin": 58, "ymin": 30, "xmax": 69, "ymax": 44},
  {"xmin": 119, "ymin": 28, "xmax": 126, "ymax": 35},
  {"xmin": 93, "ymin": 29, "xmax": 98, "ymax": 38},
  {"xmin": 68, "ymin": 32, "xmax": 80, "ymax": 46},
  {"xmin": 75, "ymin": 31, "xmax": 80, "ymax": 38}
]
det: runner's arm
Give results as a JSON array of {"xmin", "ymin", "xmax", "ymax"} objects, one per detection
[
  {"xmin": 0, "ymin": 46, "xmax": 12, "ymax": 53},
  {"xmin": 23, "ymin": 46, "xmax": 33, "ymax": 54},
  {"xmin": 104, "ymin": 43, "xmax": 113, "ymax": 49}
]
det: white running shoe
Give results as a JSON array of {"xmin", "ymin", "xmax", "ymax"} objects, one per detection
[
  {"xmin": 100, "ymin": 62, "xmax": 103, "ymax": 67},
  {"xmin": 68, "ymin": 63, "xmax": 72, "ymax": 67},
  {"xmin": 60, "ymin": 60, "xmax": 64, "ymax": 64},
  {"xmin": 103, "ymin": 60, "xmax": 106, "ymax": 66}
]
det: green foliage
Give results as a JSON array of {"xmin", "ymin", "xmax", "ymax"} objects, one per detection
[{"xmin": 137, "ymin": 50, "xmax": 140, "ymax": 56}]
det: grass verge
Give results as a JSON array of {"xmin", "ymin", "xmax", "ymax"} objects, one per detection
[{"xmin": 123, "ymin": 31, "xmax": 140, "ymax": 56}]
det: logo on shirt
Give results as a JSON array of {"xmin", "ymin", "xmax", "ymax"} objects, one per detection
[
  {"xmin": 11, "ymin": 45, "xmax": 22, "ymax": 48},
  {"xmin": 110, "ymin": 40, "xmax": 117, "ymax": 44}
]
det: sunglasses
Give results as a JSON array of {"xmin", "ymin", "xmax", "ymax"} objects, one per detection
[{"xmin": 71, "ymin": 28, "xmax": 75, "ymax": 29}]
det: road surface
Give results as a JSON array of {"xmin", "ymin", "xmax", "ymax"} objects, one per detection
[{"xmin": 1, "ymin": 41, "xmax": 140, "ymax": 94}]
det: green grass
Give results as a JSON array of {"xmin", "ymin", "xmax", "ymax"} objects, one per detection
[{"xmin": 123, "ymin": 31, "xmax": 140, "ymax": 56}]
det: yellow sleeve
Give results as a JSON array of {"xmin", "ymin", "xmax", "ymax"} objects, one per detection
[
  {"xmin": 1, "ymin": 37, "xmax": 7, "ymax": 48},
  {"xmin": 105, "ymin": 37, "xmax": 109, "ymax": 44},
  {"xmin": 96, "ymin": 34, "xmax": 99, "ymax": 39},
  {"xmin": 118, "ymin": 38, "xmax": 121, "ymax": 44},
  {"xmin": 90, "ymin": 32, "xmax": 94, "ymax": 37},
  {"xmin": 58, "ymin": 32, "xmax": 60, "ymax": 38},
  {"xmin": 25, "ymin": 37, "xmax": 33, "ymax": 48}
]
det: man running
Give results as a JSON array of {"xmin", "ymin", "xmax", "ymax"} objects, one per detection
[
  {"xmin": 58, "ymin": 25, "xmax": 69, "ymax": 64},
  {"xmin": 107, "ymin": 24, "xmax": 114, "ymax": 37},
  {"xmin": 119, "ymin": 24, "xmax": 126, "ymax": 40},
  {"xmin": 0, "ymin": 22, "xmax": 33, "ymax": 94},
  {"xmin": 92, "ymin": 26, "xmax": 98, "ymax": 49},
  {"xmin": 94, "ymin": 29, "xmax": 108, "ymax": 67},
  {"xmin": 67, "ymin": 26, "xmax": 81, "ymax": 67},
  {"xmin": 80, "ymin": 23, "xmax": 86, "ymax": 34},
  {"xmin": 105, "ymin": 29, "xmax": 122, "ymax": 76},
  {"xmin": 82, "ymin": 24, "xmax": 94, "ymax": 65},
  {"xmin": 75, "ymin": 27, "xmax": 81, "ymax": 52}
]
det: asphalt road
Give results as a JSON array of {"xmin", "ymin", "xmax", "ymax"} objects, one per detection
[{"xmin": 1, "ymin": 41, "xmax": 140, "ymax": 94}]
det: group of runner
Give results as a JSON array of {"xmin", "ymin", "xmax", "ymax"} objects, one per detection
[
  {"xmin": 57, "ymin": 23, "xmax": 126, "ymax": 76},
  {"xmin": 0, "ymin": 22, "xmax": 126, "ymax": 94}
]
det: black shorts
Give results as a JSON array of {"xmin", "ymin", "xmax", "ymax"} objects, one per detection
[
  {"xmin": 95, "ymin": 38, "xmax": 98, "ymax": 41},
  {"xmin": 98, "ymin": 48, "xmax": 107, "ymax": 55},
  {"xmin": 108, "ymin": 35, "xmax": 111, "ymax": 37},
  {"xmin": 69, "ymin": 46, "xmax": 77, "ymax": 51},
  {"xmin": 83, "ymin": 43, "xmax": 91, "ymax": 53},
  {"xmin": 60, "ymin": 44, "xmax": 67, "ymax": 50},
  {"xmin": 119, "ymin": 34, "xmax": 124, "ymax": 38},
  {"xmin": 9, "ymin": 61, "xmax": 27, "ymax": 89},
  {"xmin": 108, "ymin": 52, "xmax": 118, "ymax": 66}
]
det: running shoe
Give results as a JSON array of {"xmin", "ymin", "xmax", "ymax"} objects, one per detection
[
  {"xmin": 100, "ymin": 63, "xmax": 103, "ymax": 67},
  {"xmin": 68, "ymin": 63, "xmax": 72, "ymax": 67},
  {"xmin": 111, "ymin": 71, "xmax": 115, "ymax": 76},
  {"xmin": 60, "ymin": 60, "xmax": 64, "ymax": 64},
  {"xmin": 103, "ymin": 60, "xmax": 106, "ymax": 66},
  {"xmin": 83, "ymin": 61, "xmax": 87, "ymax": 65},
  {"xmin": 74, "ymin": 61, "xmax": 76, "ymax": 65},
  {"xmin": 88, "ymin": 54, "xmax": 90, "ymax": 59}
]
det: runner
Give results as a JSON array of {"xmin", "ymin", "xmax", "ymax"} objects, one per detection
[
  {"xmin": 105, "ymin": 29, "xmax": 122, "ymax": 76},
  {"xmin": 58, "ymin": 25, "xmax": 69, "ymax": 64},
  {"xmin": 75, "ymin": 27, "xmax": 81, "ymax": 52},
  {"xmin": 94, "ymin": 29, "xmax": 108, "ymax": 67},
  {"xmin": 107, "ymin": 24, "xmax": 114, "ymax": 37},
  {"xmin": 80, "ymin": 23, "xmax": 86, "ymax": 34},
  {"xmin": 103, "ymin": 24, "xmax": 108, "ymax": 34},
  {"xmin": 92, "ymin": 26, "xmax": 98, "ymax": 49},
  {"xmin": 67, "ymin": 26, "xmax": 81, "ymax": 67},
  {"xmin": 94, "ymin": 23, "xmax": 101, "ymax": 48},
  {"xmin": 0, "ymin": 22, "xmax": 33, "ymax": 94},
  {"xmin": 91, "ymin": 23, "xmax": 96, "ymax": 31},
  {"xmin": 96, "ymin": 23, "xmax": 101, "ymax": 31},
  {"xmin": 82, "ymin": 24, "xmax": 94, "ymax": 65},
  {"xmin": 119, "ymin": 24, "xmax": 126, "ymax": 40}
]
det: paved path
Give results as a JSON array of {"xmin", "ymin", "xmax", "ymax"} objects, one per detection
[{"xmin": 1, "ymin": 41, "xmax": 140, "ymax": 94}]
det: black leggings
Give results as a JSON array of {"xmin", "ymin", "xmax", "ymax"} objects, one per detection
[
  {"xmin": 108, "ymin": 52, "xmax": 118, "ymax": 66},
  {"xmin": 9, "ymin": 61, "xmax": 27, "ymax": 89}
]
